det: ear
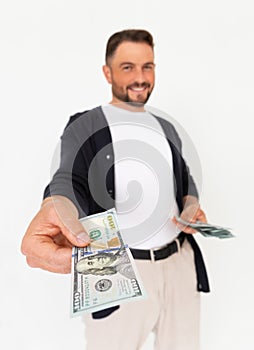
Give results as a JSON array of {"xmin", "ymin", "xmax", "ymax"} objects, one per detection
[{"xmin": 102, "ymin": 65, "xmax": 112, "ymax": 84}]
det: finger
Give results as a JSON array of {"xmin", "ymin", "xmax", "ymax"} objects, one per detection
[
  {"xmin": 177, "ymin": 224, "xmax": 196, "ymax": 234},
  {"xmin": 26, "ymin": 254, "xmax": 71, "ymax": 274},
  {"xmin": 48, "ymin": 198, "xmax": 90, "ymax": 246},
  {"xmin": 181, "ymin": 226, "xmax": 197, "ymax": 234},
  {"xmin": 172, "ymin": 217, "xmax": 196, "ymax": 234},
  {"xmin": 24, "ymin": 236, "xmax": 72, "ymax": 273},
  {"xmin": 58, "ymin": 216, "xmax": 90, "ymax": 247},
  {"xmin": 195, "ymin": 209, "xmax": 207, "ymax": 223}
]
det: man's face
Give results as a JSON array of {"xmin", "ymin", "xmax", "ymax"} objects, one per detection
[{"xmin": 103, "ymin": 41, "xmax": 155, "ymax": 106}]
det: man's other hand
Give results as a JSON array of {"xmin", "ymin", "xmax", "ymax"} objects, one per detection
[{"xmin": 172, "ymin": 195, "xmax": 207, "ymax": 234}]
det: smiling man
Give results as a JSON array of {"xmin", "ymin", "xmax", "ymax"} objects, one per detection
[
  {"xmin": 103, "ymin": 38, "xmax": 155, "ymax": 106},
  {"xmin": 21, "ymin": 29, "xmax": 210, "ymax": 350}
]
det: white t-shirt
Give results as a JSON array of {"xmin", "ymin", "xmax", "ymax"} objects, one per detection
[{"xmin": 102, "ymin": 104, "xmax": 180, "ymax": 249}]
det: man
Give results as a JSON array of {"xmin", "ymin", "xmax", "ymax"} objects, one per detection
[{"xmin": 21, "ymin": 29, "xmax": 209, "ymax": 349}]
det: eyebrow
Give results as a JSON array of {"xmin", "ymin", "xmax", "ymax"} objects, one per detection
[{"xmin": 119, "ymin": 61, "xmax": 155, "ymax": 67}]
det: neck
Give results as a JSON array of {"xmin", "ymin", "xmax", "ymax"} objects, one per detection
[{"xmin": 109, "ymin": 99, "xmax": 145, "ymax": 112}]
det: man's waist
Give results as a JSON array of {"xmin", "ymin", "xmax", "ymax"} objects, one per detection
[{"xmin": 130, "ymin": 233, "xmax": 185, "ymax": 262}]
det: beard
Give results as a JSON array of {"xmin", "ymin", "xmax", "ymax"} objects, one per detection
[{"xmin": 111, "ymin": 81, "xmax": 154, "ymax": 106}]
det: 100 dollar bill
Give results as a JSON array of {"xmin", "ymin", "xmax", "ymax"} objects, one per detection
[
  {"xmin": 175, "ymin": 216, "xmax": 234, "ymax": 239},
  {"xmin": 71, "ymin": 208, "xmax": 146, "ymax": 317}
]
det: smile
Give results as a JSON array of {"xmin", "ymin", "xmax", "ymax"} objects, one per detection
[{"xmin": 129, "ymin": 87, "xmax": 148, "ymax": 92}]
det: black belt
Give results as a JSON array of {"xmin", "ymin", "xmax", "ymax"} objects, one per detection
[{"xmin": 130, "ymin": 234, "xmax": 185, "ymax": 261}]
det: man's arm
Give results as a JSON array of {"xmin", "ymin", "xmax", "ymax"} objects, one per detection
[{"xmin": 21, "ymin": 113, "xmax": 92, "ymax": 273}]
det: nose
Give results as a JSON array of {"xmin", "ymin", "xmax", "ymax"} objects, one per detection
[{"xmin": 134, "ymin": 68, "xmax": 146, "ymax": 84}]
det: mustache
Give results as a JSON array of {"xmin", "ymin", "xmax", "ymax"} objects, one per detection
[{"xmin": 127, "ymin": 82, "xmax": 151, "ymax": 89}]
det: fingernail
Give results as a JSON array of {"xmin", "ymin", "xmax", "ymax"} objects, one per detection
[{"xmin": 76, "ymin": 232, "xmax": 90, "ymax": 243}]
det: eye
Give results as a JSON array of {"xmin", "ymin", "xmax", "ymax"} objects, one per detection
[
  {"xmin": 143, "ymin": 64, "xmax": 154, "ymax": 71},
  {"xmin": 122, "ymin": 65, "xmax": 132, "ymax": 71},
  {"xmin": 88, "ymin": 261, "xmax": 94, "ymax": 266}
]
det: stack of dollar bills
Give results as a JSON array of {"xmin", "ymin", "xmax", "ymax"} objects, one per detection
[
  {"xmin": 175, "ymin": 216, "xmax": 234, "ymax": 239},
  {"xmin": 71, "ymin": 208, "xmax": 146, "ymax": 317}
]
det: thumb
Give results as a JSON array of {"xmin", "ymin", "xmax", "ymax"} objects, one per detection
[
  {"xmin": 46, "ymin": 195, "xmax": 90, "ymax": 247},
  {"xmin": 59, "ymin": 216, "xmax": 90, "ymax": 247}
]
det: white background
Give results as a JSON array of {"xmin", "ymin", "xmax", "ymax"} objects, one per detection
[{"xmin": 1, "ymin": 0, "xmax": 254, "ymax": 349}]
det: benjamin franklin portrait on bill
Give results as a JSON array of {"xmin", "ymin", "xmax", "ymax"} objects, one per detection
[{"xmin": 76, "ymin": 248, "xmax": 135, "ymax": 279}]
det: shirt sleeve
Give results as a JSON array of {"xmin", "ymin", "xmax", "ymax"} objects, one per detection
[{"xmin": 43, "ymin": 112, "xmax": 91, "ymax": 217}]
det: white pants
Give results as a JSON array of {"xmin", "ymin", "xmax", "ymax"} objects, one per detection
[{"xmin": 83, "ymin": 240, "xmax": 200, "ymax": 350}]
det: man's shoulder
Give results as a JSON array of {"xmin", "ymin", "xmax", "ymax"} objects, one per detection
[
  {"xmin": 152, "ymin": 113, "xmax": 181, "ymax": 146},
  {"xmin": 65, "ymin": 106, "xmax": 104, "ymax": 130}
]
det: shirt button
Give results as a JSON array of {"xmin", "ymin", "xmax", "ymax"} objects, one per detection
[
  {"xmin": 106, "ymin": 154, "xmax": 111, "ymax": 160},
  {"xmin": 108, "ymin": 189, "xmax": 113, "ymax": 194}
]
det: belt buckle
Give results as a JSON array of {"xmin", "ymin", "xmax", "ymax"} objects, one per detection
[
  {"xmin": 174, "ymin": 237, "xmax": 181, "ymax": 252},
  {"xmin": 149, "ymin": 248, "xmax": 155, "ymax": 262}
]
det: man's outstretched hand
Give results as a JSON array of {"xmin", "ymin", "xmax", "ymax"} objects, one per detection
[{"xmin": 21, "ymin": 196, "xmax": 90, "ymax": 274}]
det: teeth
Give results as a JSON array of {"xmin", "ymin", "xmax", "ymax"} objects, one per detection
[{"xmin": 131, "ymin": 87, "xmax": 146, "ymax": 91}]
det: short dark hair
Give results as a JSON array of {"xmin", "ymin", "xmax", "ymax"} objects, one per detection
[{"xmin": 105, "ymin": 29, "xmax": 154, "ymax": 64}]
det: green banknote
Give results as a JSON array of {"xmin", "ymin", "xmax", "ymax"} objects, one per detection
[
  {"xmin": 175, "ymin": 216, "xmax": 234, "ymax": 239},
  {"xmin": 71, "ymin": 208, "xmax": 146, "ymax": 317}
]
